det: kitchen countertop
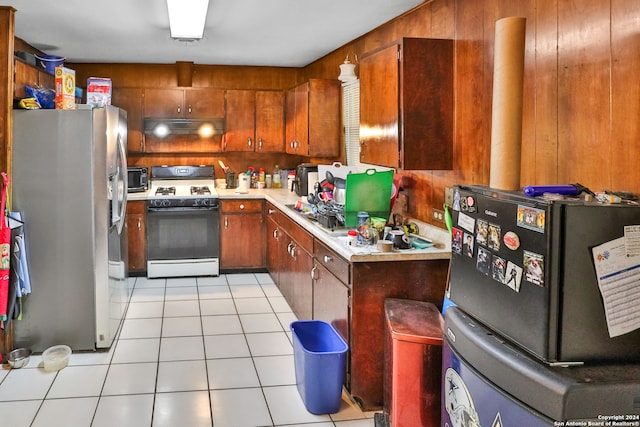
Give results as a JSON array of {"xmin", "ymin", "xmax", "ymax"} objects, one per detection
[{"xmin": 128, "ymin": 187, "xmax": 451, "ymax": 263}]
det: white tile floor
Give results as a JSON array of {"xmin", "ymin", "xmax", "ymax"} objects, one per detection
[{"xmin": 0, "ymin": 273, "xmax": 377, "ymax": 427}]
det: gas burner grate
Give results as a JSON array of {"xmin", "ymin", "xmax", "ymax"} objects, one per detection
[
  {"xmin": 190, "ymin": 186, "xmax": 211, "ymax": 195},
  {"xmin": 155, "ymin": 186, "xmax": 176, "ymax": 196}
]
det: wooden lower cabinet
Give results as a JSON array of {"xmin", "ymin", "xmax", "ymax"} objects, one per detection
[
  {"xmin": 126, "ymin": 200, "xmax": 146, "ymax": 274},
  {"xmin": 220, "ymin": 199, "xmax": 266, "ymax": 270},
  {"xmin": 266, "ymin": 203, "xmax": 281, "ymax": 281},
  {"xmin": 269, "ymin": 206, "xmax": 449, "ymax": 411},
  {"xmin": 278, "ymin": 228, "xmax": 313, "ymax": 320}
]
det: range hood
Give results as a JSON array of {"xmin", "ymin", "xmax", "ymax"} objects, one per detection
[{"xmin": 143, "ymin": 118, "xmax": 225, "ymax": 138}]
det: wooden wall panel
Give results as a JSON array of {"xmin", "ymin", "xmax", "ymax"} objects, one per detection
[
  {"xmin": 532, "ymin": 0, "xmax": 559, "ymax": 184},
  {"xmin": 557, "ymin": 0, "xmax": 611, "ymax": 188},
  {"xmin": 611, "ymin": 0, "xmax": 640, "ymax": 192}
]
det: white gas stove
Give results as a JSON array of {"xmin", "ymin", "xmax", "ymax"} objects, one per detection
[{"xmin": 146, "ymin": 165, "xmax": 220, "ymax": 278}]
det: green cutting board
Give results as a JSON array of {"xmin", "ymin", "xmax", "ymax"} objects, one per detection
[{"xmin": 344, "ymin": 169, "xmax": 394, "ymax": 227}]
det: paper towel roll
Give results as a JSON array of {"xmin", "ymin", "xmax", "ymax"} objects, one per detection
[{"xmin": 490, "ymin": 16, "xmax": 527, "ymax": 191}]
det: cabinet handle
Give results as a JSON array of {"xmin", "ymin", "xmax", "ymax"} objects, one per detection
[
  {"xmin": 273, "ymin": 228, "xmax": 278, "ymax": 239},
  {"xmin": 323, "ymin": 255, "xmax": 332, "ymax": 264},
  {"xmin": 137, "ymin": 218, "xmax": 141, "ymax": 230},
  {"xmin": 177, "ymin": 105, "xmax": 181, "ymax": 114},
  {"xmin": 290, "ymin": 244, "xmax": 297, "ymax": 259},
  {"xmin": 258, "ymin": 138, "xmax": 263, "ymax": 149},
  {"xmin": 287, "ymin": 242, "xmax": 293, "ymax": 255},
  {"xmin": 311, "ymin": 266, "xmax": 317, "ymax": 281},
  {"xmin": 247, "ymin": 137, "xmax": 252, "ymax": 148},
  {"xmin": 224, "ymin": 216, "xmax": 228, "ymax": 229},
  {"xmin": 268, "ymin": 209, "xmax": 276, "ymax": 215},
  {"xmin": 239, "ymin": 204, "xmax": 245, "ymax": 210},
  {"xmin": 188, "ymin": 105, "xmax": 192, "ymax": 114}
]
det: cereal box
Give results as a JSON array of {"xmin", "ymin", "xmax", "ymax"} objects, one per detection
[
  {"xmin": 86, "ymin": 77, "xmax": 112, "ymax": 108},
  {"xmin": 55, "ymin": 66, "xmax": 76, "ymax": 110}
]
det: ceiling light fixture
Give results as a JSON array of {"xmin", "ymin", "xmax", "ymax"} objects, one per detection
[{"xmin": 167, "ymin": 0, "xmax": 210, "ymax": 41}]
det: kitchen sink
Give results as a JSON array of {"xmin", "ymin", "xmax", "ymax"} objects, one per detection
[{"xmin": 284, "ymin": 204, "xmax": 351, "ymax": 236}]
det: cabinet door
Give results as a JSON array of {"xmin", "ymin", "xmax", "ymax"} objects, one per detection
[
  {"xmin": 359, "ymin": 44, "xmax": 400, "ymax": 167},
  {"xmin": 126, "ymin": 201, "xmax": 146, "ymax": 273},
  {"xmin": 185, "ymin": 88, "xmax": 225, "ymax": 118},
  {"xmin": 313, "ymin": 261, "xmax": 349, "ymax": 343},
  {"xmin": 144, "ymin": 88, "xmax": 184, "ymax": 117},
  {"xmin": 266, "ymin": 204, "xmax": 281, "ymax": 280},
  {"xmin": 285, "ymin": 87, "xmax": 297, "ymax": 154},
  {"xmin": 280, "ymin": 235, "xmax": 313, "ymax": 320},
  {"xmin": 255, "ymin": 90, "xmax": 284, "ymax": 152},
  {"xmin": 293, "ymin": 83, "xmax": 309, "ymax": 155},
  {"xmin": 112, "ymin": 88, "xmax": 144, "ymax": 153},
  {"xmin": 220, "ymin": 200, "xmax": 265, "ymax": 270},
  {"xmin": 308, "ymin": 79, "xmax": 340, "ymax": 157},
  {"xmin": 225, "ymin": 89, "xmax": 255, "ymax": 152}
]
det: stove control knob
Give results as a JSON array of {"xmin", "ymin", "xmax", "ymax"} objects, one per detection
[{"xmin": 162, "ymin": 199, "xmax": 171, "ymax": 207}]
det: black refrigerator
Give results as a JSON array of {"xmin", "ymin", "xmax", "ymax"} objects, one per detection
[{"xmin": 448, "ymin": 185, "xmax": 640, "ymax": 365}]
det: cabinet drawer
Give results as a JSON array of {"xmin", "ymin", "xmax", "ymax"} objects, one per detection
[
  {"xmin": 314, "ymin": 240, "xmax": 350, "ymax": 284},
  {"xmin": 279, "ymin": 214, "xmax": 313, "ymax": 253},
  {"xmin": 221, "ymin": 199, "xmax": 263, "ymax": 213}
]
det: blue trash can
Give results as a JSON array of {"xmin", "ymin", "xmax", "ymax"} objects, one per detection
[{"xmin": 291, "ymin": 320, "xmax": 349, "ymax": 414}]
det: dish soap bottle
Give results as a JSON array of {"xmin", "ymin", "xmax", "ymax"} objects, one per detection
[{"xmin": 272, "ymin": 164, "xmax": 281, "ymax": 188}]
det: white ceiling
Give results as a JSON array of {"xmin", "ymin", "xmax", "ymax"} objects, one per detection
[{"xmin": 2, "ymin": 0, "xmax": 424, "ymax": 67}]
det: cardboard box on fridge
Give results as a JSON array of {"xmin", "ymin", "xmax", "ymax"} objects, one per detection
[
  {"xmin": 86, "ymin": 77, "xmax": 112, "ymax": 108},
  {"xmin": 55, "ymin": 66, "xmax": 76, "ymax": 110}
]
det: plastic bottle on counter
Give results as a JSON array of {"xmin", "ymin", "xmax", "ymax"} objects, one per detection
[
  {"xmin": 259, "ymin": 168, "xmax": 265, "ymax": 182},
  {"xmin": 347, "ymin": 230, "xmax": 358, "ymax": 246},
  {"xmin": 272, "ymin": 165, "xmax": 282, "ymax": 188}
]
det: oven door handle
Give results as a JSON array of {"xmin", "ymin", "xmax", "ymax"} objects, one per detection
[{"xmin": 147, "ymin": 206, "xmax": 220, "ymax": 212}]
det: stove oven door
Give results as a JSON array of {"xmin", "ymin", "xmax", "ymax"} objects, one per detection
[{"xmin": 147, "ymin": 206, "xmax": 220, "ymax": 277}]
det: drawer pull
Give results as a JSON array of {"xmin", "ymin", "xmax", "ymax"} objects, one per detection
[
  {"xmin": 323, "ymin": 255, "xmax": 332, "ymax": 264},
  {"xmin": 137, "ymin": 218, "xmax": 141, "ymax": 230},
  {"xmin": 268, "ymin": 209, "xmax": 276, "ymax": 214},
  {"xmin": 239, "ymin": 204, "xmax": 245, "ymax": 210},
  {"xmin": 311, "ymin": 266, "xmax": 317, "ymax": 281}
]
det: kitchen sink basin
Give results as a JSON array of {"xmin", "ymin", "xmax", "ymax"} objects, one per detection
[{"xmin": 284, "ymin": 204, "xmax": 351, "ymax": 236}]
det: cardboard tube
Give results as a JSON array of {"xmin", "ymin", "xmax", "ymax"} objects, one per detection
[{"xmin": 490, "ymin": 17, "xmax": 526, "ymax": 191}]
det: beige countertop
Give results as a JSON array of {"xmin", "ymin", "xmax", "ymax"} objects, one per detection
[{"xmin": 128, "ymin": 187, "xmax": 452, "ymax": 263}]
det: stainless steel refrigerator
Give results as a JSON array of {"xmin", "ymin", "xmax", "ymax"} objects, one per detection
[{"xmin": 11, "ymin": 105, "xmax": 131, "ymax": 352}]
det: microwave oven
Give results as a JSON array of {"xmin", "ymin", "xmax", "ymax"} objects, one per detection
[{"xmin": 127, "ymin": 166, "xmax": 148, "ymax": 193}]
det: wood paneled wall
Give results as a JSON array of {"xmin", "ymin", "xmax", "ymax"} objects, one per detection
[{"xmin": 309, "ymin": 0, "xmax": 640, "ymax": 224}]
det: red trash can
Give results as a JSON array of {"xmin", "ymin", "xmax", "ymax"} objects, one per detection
[{"xmin": 383, "ymin": 298, "xmax": 444, "ymax": 427}]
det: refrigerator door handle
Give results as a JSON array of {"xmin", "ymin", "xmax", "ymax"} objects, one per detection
[{"xmin": 114, "ymin": 135, "xmax": 128, "ymax": 234}]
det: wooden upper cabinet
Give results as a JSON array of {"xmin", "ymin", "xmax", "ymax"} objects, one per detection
[
  {"xmin": 141, "ymin": 88, "xmax": 225, "ymax": 153},
  {"xmin": 255, "ymin": 90, "xmax": 285, "ymax": 152},
  {"xmin": 143, "ymin": 88, "xmax": 225, "ymax": 118},
  {"xmin": 360, "ymin": 38, "xmax": 453, "ymax": 170},
  {"xmin": 224, "ymin": 89, "xmax": 284, "ymax": 152},
  {"xmin": 111, "ymin": 88, "xmax": 144, "ymax": 153},
  {"xmin": 285, "ymin": 79, "xmax": 340, "ymax": 157}
]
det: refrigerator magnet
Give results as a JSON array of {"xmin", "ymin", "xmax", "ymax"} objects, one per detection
[
  {"xmin": 476, "ymin": 219, "xmax": 488, "ymax": 247},
  {"xmin": 524, "ymin": 250, "xmax": 545, "ymax": 287},
  {"xmin": 517, "ymin": 205, "xmax": 546, "ymax": 233},
  {"xmin": 504, "ymin": 262, "xmax": 523, "ymax": 292},
  {"xmin": 491, "ymin": 255, "xmax": 507, "ymax": 283},
  {"xmin": 503, "ymin": 231, "xmax": 520, "ymax": 250},
  {"xmin": 476, "ymin": 247, "xmax": 492, "ymax": 276},
  {"xmin": 488, "ymin": 223, "xmax": 501, "ymax": 251}
]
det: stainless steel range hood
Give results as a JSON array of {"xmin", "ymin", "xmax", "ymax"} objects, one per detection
[{"xmin": 144, "ymin": 118, "xmax": 225, "ymax": 138}]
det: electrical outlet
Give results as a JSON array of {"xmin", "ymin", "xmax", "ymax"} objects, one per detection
[
  {"xmin": 445, "ymin": 187, "xmax": 454, "ymax": 207},
  {"xmin": 433, "ymin": 208, "xmax": 445, "ymax": 222}
]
